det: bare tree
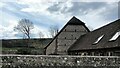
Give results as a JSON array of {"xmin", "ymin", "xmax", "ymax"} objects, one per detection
[
  {"xmin": 39, "ymin": 31, "xmax": 44, "ymax": 38},
  {"xmin": 14, "ymin": 19, "xmax": 34, "ymax": 39},
  {"xmin": 49, "ymin": 25, "xmax": 59, "ymax": 38}
]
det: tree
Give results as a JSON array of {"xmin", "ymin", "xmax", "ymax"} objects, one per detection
[
  {"xmin": 39, "ymin": 31, "xmax": 44, "ymax": 38},
  {"xmin": 14, "ymin": 19, "xmax": 34, "ymax": 39},
  {"xmin": 49, "ymin": 25, "xmax": 59, "ymax": 38}
]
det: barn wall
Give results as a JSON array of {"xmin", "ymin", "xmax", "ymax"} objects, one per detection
[
  {"xmin": 46, "ymin": 40, "xmax": 56, "ymax": 55},
  {"xmin": 68, "ymin": 48, "xmax": 120, "ymax": 56},
  {"xmin": 46, "ymin": 25, "xmax": 89, "ymax": 55}
]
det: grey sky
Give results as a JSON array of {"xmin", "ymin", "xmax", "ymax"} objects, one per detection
[
  {"xmin": 0, "ymin": 0, "xmax": 119, "ymax": 39},
  {"xmin": 47, "ymin": 2, "xmax": 118, "ymax": 29}
]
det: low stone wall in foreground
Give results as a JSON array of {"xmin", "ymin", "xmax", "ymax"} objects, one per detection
[{"xmin": 1, "ymin": 55, "xmax": 120, "ymax": 68}]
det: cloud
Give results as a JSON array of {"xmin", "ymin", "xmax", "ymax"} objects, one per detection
[
  {"xmin": 46, "ymin": 2, "xmax": 118, "ymax": 28},
  {"xmin": 19, "ymin": 1, "xmax": 69, "ymax": 26},
  {"xmin": 118, "ymin": 1, "xmax": 120, "ymax": 18},
  {"xmin": 68, "ymin": 2, "xmax": 107, "ymax": 15},
  {"xmin": 47, "ymin": 2, "xmax": 118, "ymax": 16},
  {"xmin": 47, "ymin": 2, "xmax": 109, "ymax": 15},
  {"xmin": 0, "ymin": 2, "xmax": 53, "ymax": 39},
  {"xmin": 30, "ymin": 25, "xmax": 51, "ymax": 38},
  {"xmin": 47, "ymin": 2, "xmax": 61, "ymax": 12},
  {"xmin": 0, "ymin": 20, "xmax": 18, "ymax": 39},
  {"xmin": 0, "ymin": 2, "xmax": 6, "ymax": 8},
  {"xmin": 0, "ymin": 1, "xmax": 119, "ymax": 39},
  {"xmin": 1, "ymin": 0, "xmax": 119, "ymax": 2}
]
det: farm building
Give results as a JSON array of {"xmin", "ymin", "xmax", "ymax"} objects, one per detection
[
  {"xmin": 44, "ymin": 16, "xmax": 90, "ymax": 55},
  {"xmin": 68, "ymin": 19, "xmax": 120, "ymax": 56},
  {"xmin": 44, "ymin": 16, "xmax": 120, "ymax": 56}
]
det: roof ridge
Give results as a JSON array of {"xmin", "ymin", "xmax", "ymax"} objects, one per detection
[{"xmin": 67, "ymin": 16, "xmax": 85, "ymax": 25}]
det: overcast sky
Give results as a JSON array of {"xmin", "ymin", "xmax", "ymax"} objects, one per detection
[{"xmin": 0, "ymin": 0, "xmax": 119, "ymax": 39}]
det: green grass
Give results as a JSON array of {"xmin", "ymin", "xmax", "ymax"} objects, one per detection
[
  {"xmin": 1, "ymin": 47, "xmax": 44, "ymax": 55},
  {"xmin": 1, "ymin": 38, "xmax": 52, "ymax": 55}
]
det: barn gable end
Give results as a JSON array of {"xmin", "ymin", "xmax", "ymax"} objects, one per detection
[{"xmin": 44, "ymin": 16, "xmax": 90, "ymax": 55}]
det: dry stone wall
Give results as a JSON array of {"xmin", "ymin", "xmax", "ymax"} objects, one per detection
[{"xmin": 1, "ymin": 55, "xmax": 120, "ymax": 68}]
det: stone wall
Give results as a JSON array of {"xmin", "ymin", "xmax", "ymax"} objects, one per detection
[
  {"xmin": 1, "ymin": 55, "xmax": 120, "ymax": 68},
  {"xmin": 46, "ymin": 25, "xmax": 89, "ymax": 55}
]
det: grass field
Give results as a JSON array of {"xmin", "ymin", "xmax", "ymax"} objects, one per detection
[
  {"xmin": 1, "ymin": 47, "xmax": 44, "ymax": 55},
  {"xmin": 1, "ymin": 38, "xmax": 52, "ymax": 55}
]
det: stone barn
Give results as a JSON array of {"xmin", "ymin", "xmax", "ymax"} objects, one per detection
[
  {"xmin": 68, "ymin": 19, "xmax": 120, "ymax": 56},
  {"xmin": 44, "ymin": 16, "xmax": 120, "ymax": 56},
  {"xmin": 44, "ymin": 16, "xmax": 90, "ymax": 55}
]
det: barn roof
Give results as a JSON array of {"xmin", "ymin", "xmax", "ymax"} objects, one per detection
[
  {"xmin": 44, "ymin": 16, "xmax": 90, "ymax": 49},
  {"xmin": 67, "ymin": 16, "xmax": 85, "ymax": 25},
  {"xmin": 68, "ymin": 19, "xmax": 120, "ymax": 51}
]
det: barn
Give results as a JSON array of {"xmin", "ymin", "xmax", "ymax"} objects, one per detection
[
  {"xmin": 44, "ymin": 16, "xmax": 90, "ymax": 55},
  {"xmin": 44, "ymin": 16, "xmax": 120, "ymax": 56},
  {"xmin": 68, "ymin": 19, "xmax": 120, "ymax": 56}
]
